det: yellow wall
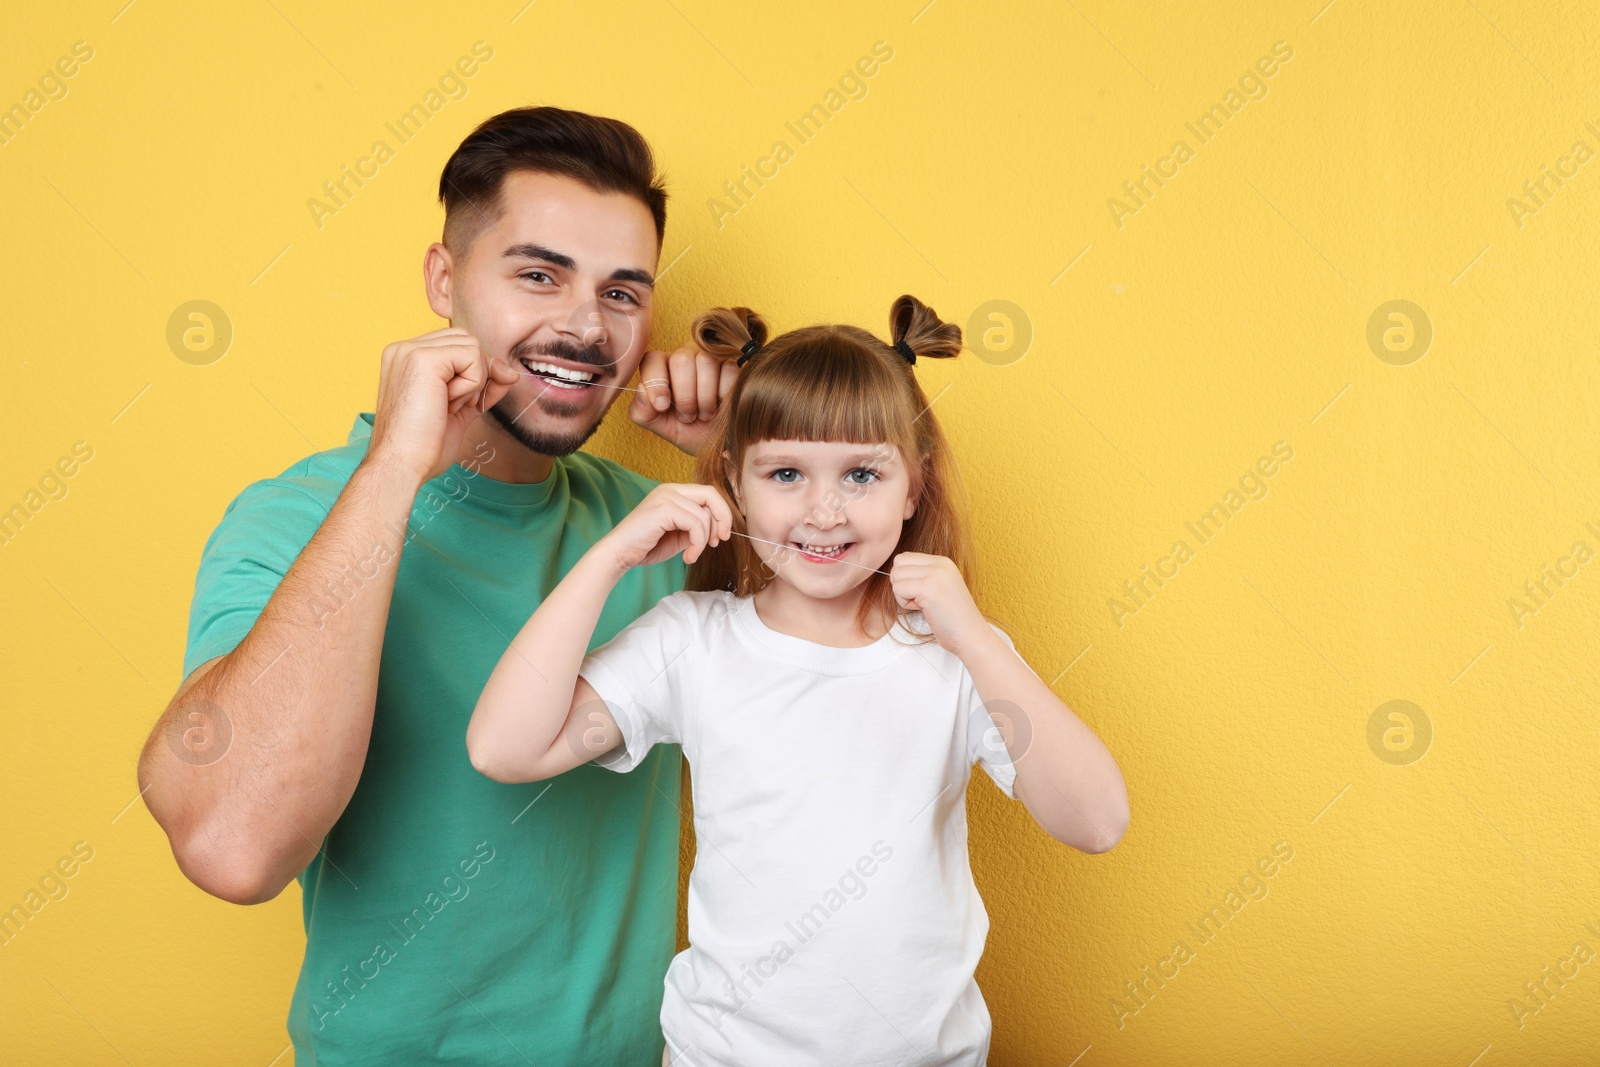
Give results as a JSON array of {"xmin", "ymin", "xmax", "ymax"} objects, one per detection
[{"xmin": 3, "ymin": 1, "xmax": 1597, "ymax": 1063}]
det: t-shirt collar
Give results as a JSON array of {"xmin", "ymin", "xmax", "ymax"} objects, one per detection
[{"xmin": 729, "ymin": 590, "xmax": 916, "ymax": 675}]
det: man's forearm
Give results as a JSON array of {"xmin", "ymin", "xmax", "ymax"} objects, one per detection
[{"xmin": 140, "ymin": 458, "xmax": 423, "ymax": 903}]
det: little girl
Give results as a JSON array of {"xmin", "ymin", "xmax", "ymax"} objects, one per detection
[{"xmin": 467, "ymin": 295, "xmax": 1129, "ymax": 1066}]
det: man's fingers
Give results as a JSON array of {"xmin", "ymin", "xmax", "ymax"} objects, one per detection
[
  {"xmin": 486, "ymin": 355, "xmax": 521, "ymax": 383},
  {"xmin": 398, "ymin": 327, "xmax": 471, "ymax": 349},
  {"xmin": 446, "ymin": 367, "xmax": 485, "ymax": 403},
  {"xmin": 637, "ymin": 349, "xmax": 672, "ymax": 412},
  {"xmin": 396, "ymin": 332, "xmax": 474, "ymax": 359},
  {"xmin": 667, "ymin": 349, "xmax": 698, "ymax": 422},
  {"xmin": 717, "ymin": 358, "xmax": 739, "ymax": 401},
  {"xmin": 695, "ymin": 352, "xmax": 720, "ymax": 422}
]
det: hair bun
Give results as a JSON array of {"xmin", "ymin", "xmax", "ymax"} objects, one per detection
[
  {"xmin": 691, "ymin": 306, "xmax": 769, "ymax": 361},
  {"xmin": 889, "ymin": 295, "xmax": 962, "ymax": 361}
]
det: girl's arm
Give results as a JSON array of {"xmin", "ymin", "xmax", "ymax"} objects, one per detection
[
  {"xmin": 958, "ymin": 629, "xmax": 1130, "ymax": 853},
  {"xmin": 889, "ymin": 552, "xmax": 1131, "ymax": 853},
  {"xmin": 467, "ymin": 549, "xmax": 625, "ymax": 783},
  {"xmin": 466, "ymin": 482, "xmax": 733, "ymax": 783}
]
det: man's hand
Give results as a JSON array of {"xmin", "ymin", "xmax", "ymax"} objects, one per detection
[
  {"xmin": 627, "ymin": 343, "xmax": 739, "ymax": 456},
  {"xmin": 367, "ymin": 327, "xmax": 522, "ymax": 485}
]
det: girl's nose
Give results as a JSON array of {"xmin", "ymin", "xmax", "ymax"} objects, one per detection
[{"xmin": 803, "ymin": 495, "xmax": 847, "ymax": 531}]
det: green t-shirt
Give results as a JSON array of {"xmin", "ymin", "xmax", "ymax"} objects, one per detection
[{"xmin": 182, "ymin": 412, "xmax": 686, "ymax": 1065}]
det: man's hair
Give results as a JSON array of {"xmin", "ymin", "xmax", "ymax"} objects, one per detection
[{"xmin": 436, "ymin": 106, "xmax": 668, "ymax": 257}]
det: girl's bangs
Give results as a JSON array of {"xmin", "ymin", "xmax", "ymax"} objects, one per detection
[{"xmin": 733, "ymin": 334, "xmax": 914, "ymax": 452}]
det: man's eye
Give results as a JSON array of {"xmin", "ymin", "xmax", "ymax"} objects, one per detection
[
  {"xmin": 519, "ymin": 271, "xmax": 553, "ymax": 284},
  {"xmin": 604, "ymin": 288, "xmax": 638, "ymax": 305}
]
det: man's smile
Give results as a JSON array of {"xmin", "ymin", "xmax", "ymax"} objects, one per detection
[{"xmin": 519, "ymin": 357, "xmax": 598, "ymax": 390}]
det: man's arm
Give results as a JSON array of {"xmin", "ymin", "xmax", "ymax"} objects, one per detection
[
  {"xmin": 137, "ymin": 328, "xmax": 520, "ymax": 905},
  {"xmin": 138, "ymin": 461, "xmax": 419, "ymax": 903}
]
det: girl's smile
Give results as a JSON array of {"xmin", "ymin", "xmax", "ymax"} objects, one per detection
[{"xmin": 791, "ymin": 540, "xmax": 855, "ymax": 563}]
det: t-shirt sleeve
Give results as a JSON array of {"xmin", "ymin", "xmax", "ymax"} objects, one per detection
[
  {"xmin": 961, "ymin": 623, "xmax": 1031, "ymax": 799},
  {"xmin": 579, "ymin": 591, "xmax": 701, "ymax": 773},
  {"xmin": 182, "ymin": 482, "xmax": 331, "ymax": 680}
]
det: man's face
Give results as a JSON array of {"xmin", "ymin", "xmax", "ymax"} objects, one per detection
[{"xmin": 429, "ymin": 170, "xmax": 659, "ymax": 457}]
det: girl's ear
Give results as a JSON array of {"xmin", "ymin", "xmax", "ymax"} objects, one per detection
[{"xmin": 722, "ymin": 451, "xmax": 744, "ymax": 511}]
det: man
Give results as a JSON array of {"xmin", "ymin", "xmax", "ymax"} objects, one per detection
[{"xmin": 137, "ymin": 106, "xmax": 736, "ymax": 1064}]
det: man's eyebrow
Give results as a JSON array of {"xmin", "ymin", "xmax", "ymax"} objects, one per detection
[
  {"xmin": 607, "ymin": 267, "xmax": 655, "ymax": 290},
  {"xmin": 500, "ymin": 245, "xmax": 655, "ymax": 289},
  {"xmin": 502, "ymin": 243, "xmax": 575, "ymax": 269}
]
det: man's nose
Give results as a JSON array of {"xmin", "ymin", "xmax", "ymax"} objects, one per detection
[{"xmin": 552, "ymin": 292, "xmax": 607, "ymax": 350}]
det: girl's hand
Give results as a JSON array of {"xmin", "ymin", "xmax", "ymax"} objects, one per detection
[
  {"xmin": 889, "ymin": 552, "xmax": 991, "ymax": 656},
  {"xmin": 598, "ymin": 483, "xmax": 734, "ymax": 572}
]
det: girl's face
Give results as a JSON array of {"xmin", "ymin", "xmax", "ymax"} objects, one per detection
[{"xmin": 730, "ymin": 439, "xmax": 918, "ymax": 599}]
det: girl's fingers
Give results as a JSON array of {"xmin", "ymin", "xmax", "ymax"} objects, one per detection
[
  {"xmin": 670, "ymin": 501, "xmax": 711, "ymax": 562},
  {"xmin": 675, "ymin": 485, "xmax": 732, "ymax": 546}
]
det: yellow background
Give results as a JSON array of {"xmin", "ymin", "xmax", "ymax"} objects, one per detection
[{"xmin": 3, "ymin": 1, "xmax": 1598, "ymax": 1063}]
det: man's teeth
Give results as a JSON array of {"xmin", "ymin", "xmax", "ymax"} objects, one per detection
[{"xmin": 524, "ymin": 360, "xmax": 596, "ymax": 386}]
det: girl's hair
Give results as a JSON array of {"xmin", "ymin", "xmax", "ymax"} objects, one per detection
[{"xmin": 685, "ymin": 295, "xmax": 976, "ymax": 645}]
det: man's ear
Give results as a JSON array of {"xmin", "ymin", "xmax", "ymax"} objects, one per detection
[{"xmin": 424, "ymin": 242, "xmax": 455, "ymax": 320}]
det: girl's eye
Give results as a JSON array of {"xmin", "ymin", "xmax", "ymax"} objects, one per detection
[
  {"xmin": 519, "ymin": 270, "xmax": 553, "ymax": 285},
  {"xmin": 771, "ymin": 467, "xmax": 883, "ymax": 483},
  {"xmin": 603, "ymin": 288, "xmax": 638, "ymax": 305}
]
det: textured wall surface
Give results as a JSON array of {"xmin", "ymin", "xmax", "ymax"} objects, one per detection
[{"xmin": 3, "ymin": 1, "xmax": 1598, "ymax": 1064}]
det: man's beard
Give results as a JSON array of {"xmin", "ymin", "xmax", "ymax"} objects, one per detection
[{"xmin": 488, "ymin": 336, "xmax": 618, "ymax": 458}]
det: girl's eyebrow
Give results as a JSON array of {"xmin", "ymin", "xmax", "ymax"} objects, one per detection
[{"xmin": 753, "ymin": 452, "xmax": 893, "ymax": 466}]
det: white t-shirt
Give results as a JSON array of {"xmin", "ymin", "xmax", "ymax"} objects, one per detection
[{"xmin": 578, "ymin": 588, "xmax": 1025, "ymax": 1067}]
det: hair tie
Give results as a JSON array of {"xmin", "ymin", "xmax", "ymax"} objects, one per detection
[
  {"xmin": 737, "ymin": 338, "xmax": 762, "ymax": 367},
  {"xmin": 893, "ymin": 338, "xmax": 917, "ymax": 365}
]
